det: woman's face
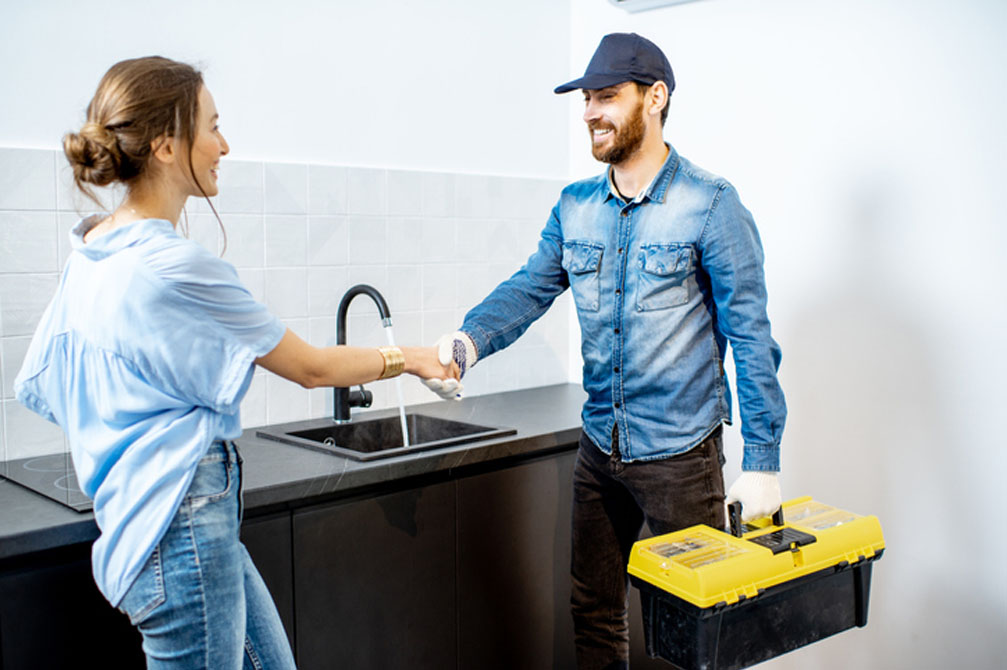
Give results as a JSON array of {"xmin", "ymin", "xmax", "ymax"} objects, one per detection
[{"xmin": 186, "ymin": 86, "xmax": 229, "ymax": 197}]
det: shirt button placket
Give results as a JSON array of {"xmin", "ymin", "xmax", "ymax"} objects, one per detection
[{"xmin": 612, "ymin": 207, "xmax": 630, "ymax": 438}]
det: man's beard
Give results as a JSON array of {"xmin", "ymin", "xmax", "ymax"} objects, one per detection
[{"xmin": 589, "ymin": 100, "xmax": 646, "ymax": 165}]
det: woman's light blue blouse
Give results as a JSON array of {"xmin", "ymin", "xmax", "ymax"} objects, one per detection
[{"xmin": 14, "ymin": 216, "xmax": 286, "ymax": 606}]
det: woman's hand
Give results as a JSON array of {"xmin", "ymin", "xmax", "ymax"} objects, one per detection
[{"xmin": 401, "ymin": 346, "xmax": 459, "ymax": 382}]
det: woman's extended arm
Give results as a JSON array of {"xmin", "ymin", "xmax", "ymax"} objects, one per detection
[{"xmin": 255, "ymin": 328, "xmax": 456, "ymax": 388}]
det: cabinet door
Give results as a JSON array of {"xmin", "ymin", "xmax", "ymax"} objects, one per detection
[
  {"xmin": 241, "ymin": 511, "xmax": 295, "ymax": 651},
  {"xmin": 456, "ymin": 451, "xmax": 577, "ymax": 670},
  {"xmin": 292, "ymin": 481, "xmax": 456, "ymax": 670},
  {"xmin": 0, "ymin": 547, "xmax": 144, "ymax": 670}
]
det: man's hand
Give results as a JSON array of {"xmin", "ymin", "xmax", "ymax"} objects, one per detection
[
  {"xmin": 725, "ymin": 472, "xmax": 781, "ymax": 522},
  {"xmin": 421, "ymin": 331, "xmax": 477, "ymax": 400},
  {"xmin": 421, "ymin": 376, "xmax": 464, "ymax": 400}
]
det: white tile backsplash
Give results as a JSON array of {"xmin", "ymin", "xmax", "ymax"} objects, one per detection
[
  {"xmin": 307, "ymin": 266, "xmax": 349, "ymax": 317},
  {"xmin": 0, "ymin": 273, "xmax": 58, "ymax": 337},
  {"xmin": 265, "ymin": 268, "xmax": 308, "ymax": 318},
  {"xmin": 421, "ymin": 309, "xmax": 460, "ymax": 345},
  {"xmin": 264, "ymin": 163, "xmax": 307, "ymax": 214},
  {"xmin": 346, "ymin": 216, "xmax": 387, "ymax": 265},
  {"xmin": 187, "ymin": 213, "xmax": 222, "ymax": 256},
  {"xmin": 3, "ymin": 399, "xmax": 65, "ymax": 460},
  {"xmin": 388, "ymin": 311, "xmax": 422, "ymax": 349},
  {"xmin": 454, "ymin": 173, "xmax": 492, "ymax": 219},
  {"xmin": 387, "ymin": 217, "xmax": 421, "ymax": 264},
  {"xmin": 0, "ymin": 149, "xmax": 56, "ymax": 210},
  {"xmin": 240, "ymin": 373, "xmax": 268, "ymax": 430},
  {"xmin": 347, "ymin": 313, "xmax": 387, "ymax": 349},
  {"xmin": 265, "ymin": 374, "xmax": 310, "ymax": 424},
  {"xmin": 421, "ymin": 172, "xmax": 455, "ymax": 218},
  {"xmin": 264, "ymin": 215, "xmax": 308, "ymax": 267},
  {"xmin": 420, "ymin": 218, "xmax": 456, "ymax": 262},
  {"xmin": 308, "ymin": 385, "xmax": 331, "ymax": 419},
  {"xmin": 2, "ymin": 336, "xmax": 30, "ymax": 399},
  {"xmin": 221, "ymin": 214, "xmax": 265, "ymax": 268},
  {"xmin": 0, "ymin": 211, "xmax": 59, "ymax": 273},
  {"xmin": 386, "ymin": 265, "xmax": 422, "ymax": 314},
  {"xmin": 0, "ymin": 147, "xmax": 570, "ymax": 462},
  {"xmin": 421, "ymin": 265, "xmax": 458, "ymax": 311},
  {"xmin": 346, "ymin": 168, "xmax": 387, "ymax": 216},
  {"xmin": 387, "ymin": 170, "xmax": 424, "ymax": 217},
  {"xmin": 308, "ymin": 316, "xmax": 336, "ymax": 348},
  {"xmin": 57, "ymin": 212, "xmax": 77, "ymax": 267},
  {"xmin": 307, "ymin": 165, "xmax": 347, "ymax": 215},
  {"xmin": 307, "ymin": 216, "xmax": 348, "ymax": 266},
  {"xmin": 217, "ymin": 160, "xmax": 264, "ymax": 214}
]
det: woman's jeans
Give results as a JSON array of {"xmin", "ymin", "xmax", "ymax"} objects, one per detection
[
  {"xmin": 571, "ymin": 426, "xmax": 726, "ymax": 670},
  {"xmin": 117, "ymin": 441, "xmax": 297, "ymax": 670}
]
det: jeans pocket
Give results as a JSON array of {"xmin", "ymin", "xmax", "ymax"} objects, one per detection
[
  {"xmin": 636, "ymin": 244, "xmax": 694, "ymax": 311},
  {"xmin": 186, "ymin": 447, "xmax": 234, "ymax": 510},
  {"xmin": 118, "ymin": 544, "xmax": 166, "ymax": 625},
  {"xmin": 562, "ymin": 240, "xmax": 603, "ymax": 312}
]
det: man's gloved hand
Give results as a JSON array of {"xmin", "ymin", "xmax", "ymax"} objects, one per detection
[
  {"xmin": 725, "ymin": 472, "xmax": 781, "ymax": 522},
  {"xmin": 421, "ymin": 331, "xmax": 477, "ymax": 400},
  {"xmin": 421, "ymin": 375, "xmax": 464, "ymax": 400}
]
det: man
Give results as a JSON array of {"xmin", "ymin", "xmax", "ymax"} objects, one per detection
[{"xmin": 424, "ymin": 33, "xmax": 786, "ymax": 669}]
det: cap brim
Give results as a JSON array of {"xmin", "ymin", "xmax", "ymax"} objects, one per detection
[{"xmin": 554, "ymin": 73, "xmax": 635, "ymax": 94}]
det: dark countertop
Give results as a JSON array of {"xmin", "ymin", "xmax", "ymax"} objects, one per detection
[{"xmin": 0, "ymin": 384, "xmax": 586, "ymax": 562}]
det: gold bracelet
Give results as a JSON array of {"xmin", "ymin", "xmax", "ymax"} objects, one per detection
[{"xmin": 377, "ymin": 346, "xmax": 405, "ymax": 379}]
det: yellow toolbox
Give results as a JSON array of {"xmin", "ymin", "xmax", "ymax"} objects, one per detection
[{"xmin": 628, "ymin": 497, "xmax": 885, "ymax": 670}]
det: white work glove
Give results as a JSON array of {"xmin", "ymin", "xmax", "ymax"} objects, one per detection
[
  {"xmin": 421, "ymin": 331, "xmax": 478, "ymax": 400},
  {"xmin": 725, "ymin": 472, "xmax": 781, "ymax": 522}
]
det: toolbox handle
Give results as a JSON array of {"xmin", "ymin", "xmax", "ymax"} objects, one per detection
[{"xmin": 727, "ymin": 502, "xmax": 785, "ymax": 538}]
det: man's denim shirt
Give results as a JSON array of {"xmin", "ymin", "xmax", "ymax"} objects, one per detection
[{"xmin": 461, "ymin": 144, "xmax": 786, "ymax": 470}]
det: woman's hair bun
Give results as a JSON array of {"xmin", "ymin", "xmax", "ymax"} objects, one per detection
[{"xmin": 63, "ymin": 121, "xmax": 122, "ymax": 187}]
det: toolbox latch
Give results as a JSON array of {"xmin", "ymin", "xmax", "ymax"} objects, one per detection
[{"xmin": 747, "ymin": 527, "xmax": 818, "ymax": 555}]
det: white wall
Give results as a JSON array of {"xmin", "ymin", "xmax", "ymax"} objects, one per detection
[
  {"xmin": 569, "ymin": 0, "xmax": 1007, "ymax": 668},
  {"xmin": 0, "ymin": 0, "xmax": 570, "ymax": 178},
  {"xmin": 0, "ymin": 4, "xmax": 576, "ymax": 465}
]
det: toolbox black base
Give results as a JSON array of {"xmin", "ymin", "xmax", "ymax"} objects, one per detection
[{"xmin": 632, "ymin": 553, "xmax": 881, "ymax": 670}]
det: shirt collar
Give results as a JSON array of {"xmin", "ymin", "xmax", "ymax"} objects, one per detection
[
  {"xmin": 70, "ymin": 215, "xmax": 177, "ymax": 260},
  {"xmin": 603, "ymin": 142, "xmax": 680, "ymax": 205}
]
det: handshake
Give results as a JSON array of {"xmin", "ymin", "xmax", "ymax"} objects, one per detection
[{"xmin": 420, "ymin": 331, "xmax": 478, "ymax": 400}]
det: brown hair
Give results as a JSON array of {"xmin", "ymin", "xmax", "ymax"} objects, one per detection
[{"xmin": 63, "ymin": 56, "xmax": 225, "ymax": 249}]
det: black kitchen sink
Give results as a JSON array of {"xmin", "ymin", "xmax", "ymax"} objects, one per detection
[{"xmin": 255, "ymin": 414, "xmax": 516, "ymax": 461}]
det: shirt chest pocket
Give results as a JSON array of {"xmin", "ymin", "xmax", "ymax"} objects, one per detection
[
  {"xmin": 562, "ymin": 241, "xmax": 603, "ymax": 312},
  {"xmin": 636, "ymin": 244, "xmax": 695, "ymax": 311}
]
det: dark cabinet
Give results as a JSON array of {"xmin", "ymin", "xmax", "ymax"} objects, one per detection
[
  {"xmin": 0, "ymin": 514, "xmax": 293, "ymax": 670},
  {"xmin": 240, "ymin": 511, "xmax": 295, "ymax": 650},
  {"xmin": 0, "ymin": 547, "xmax": 144, "ymax": 670},
  {"xmin": 456, "ymin": 452, "xmax": 577, "ymax": 670},
  {"xmin": 291, "ymin": 481, "xmax": 457, "ymax": 670}
]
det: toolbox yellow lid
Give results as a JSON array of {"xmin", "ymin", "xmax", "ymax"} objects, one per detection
[{"xmin": 627, "ymin": 497, "xmax": 885, "ymax": 609}]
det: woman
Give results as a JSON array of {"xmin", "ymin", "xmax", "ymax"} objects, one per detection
[{"xmin": 14, "ymin": 56, "xmax": 456, "ymax": 669}]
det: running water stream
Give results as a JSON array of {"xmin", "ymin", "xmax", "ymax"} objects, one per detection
[{"xmin": 383, "ymin": 325, "xmax": 410, "ymax": 447}]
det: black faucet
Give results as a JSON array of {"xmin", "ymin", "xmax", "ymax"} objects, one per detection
[{"xmin": 333, "ymin": 284, "xmax": 393, "ymax": 423}]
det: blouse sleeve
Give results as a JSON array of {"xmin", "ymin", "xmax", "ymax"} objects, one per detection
[{"xmin": 145, "ymin": 239, "xmax": 286, "ymax": 413}]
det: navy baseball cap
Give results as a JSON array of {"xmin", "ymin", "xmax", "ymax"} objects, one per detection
[{"xmin": 554, "ymin": 33, "xmax": 675, "ymax": 95}]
